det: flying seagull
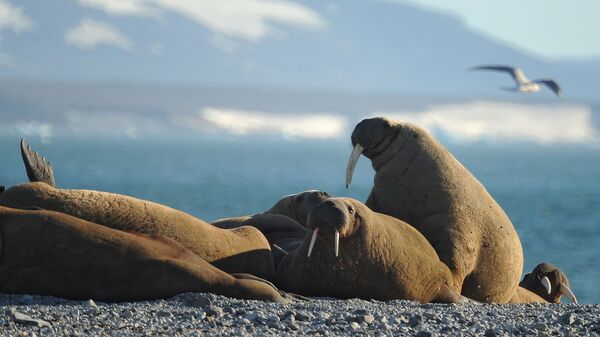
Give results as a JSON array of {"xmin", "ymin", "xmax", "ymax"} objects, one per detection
[{"xmin": 470, "ymin": 65, "xmax": 562, "ymax": 98}]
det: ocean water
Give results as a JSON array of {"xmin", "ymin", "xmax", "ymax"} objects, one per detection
[{"xmin": 0, "ymin": 137, "xmax": 598, "ymax": 304}]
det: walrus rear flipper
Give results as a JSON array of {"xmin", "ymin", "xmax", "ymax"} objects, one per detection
[{"xmin": 20, "ymin": 138, "xmax": 56, "ymax": 187}]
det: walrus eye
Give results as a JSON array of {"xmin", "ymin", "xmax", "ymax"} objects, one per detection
[{"xmin": 348, "ymin": 207, "xmax": 354, "ymax": 215}]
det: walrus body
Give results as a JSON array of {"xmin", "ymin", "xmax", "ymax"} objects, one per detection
[
  {"xmin": 346, "ymin": 118, "xmax": 523, "ymax": 303},
  {"xmin": 0, "ymin": 206, "xmax": 289, "ymax": 302},
  {"xmin": 274, "ymin": 198, "xmax": 462, "ymax": 303},
  {"xmin": 0, "ymin": 182, "xmax": 274, "ymax": 279}
]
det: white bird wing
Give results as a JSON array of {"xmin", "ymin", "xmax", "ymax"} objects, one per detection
[
  {"xmin": 471, "ymin": 65, "xmax": 529, "ymax": 85},
  {"xmin": 533, "ymin": 79, "xmax": 562, "ymax": 98}
]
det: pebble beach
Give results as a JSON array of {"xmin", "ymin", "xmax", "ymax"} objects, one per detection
[{"xmin": 1, "ymin": 293, "xmax": 598, "ymax": 337}]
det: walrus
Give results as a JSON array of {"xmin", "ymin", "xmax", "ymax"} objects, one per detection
[
  {"xmin": 212, "ymin": 190, "xmax": 331, "ymax": 228},
  {"xmin": 274, "ymin": 197, "xmax": 464, "ymax": 303},
  {"xmin": 345, "ymin": 117, "xmax": 523, "ymax": 303},
  {"xmin": 213, "ymin": 214, "xmax": 307, "ymax": 267},
  {"xmin": 511, "ymin": 263, "xmax": 577, "ymax": 304},
  {"xmin": 0, "ymin": 206, "xmax": 291, "ymax": 302},
  {"xmin": 211, "ymin": 190, "xmax": 331, "ymax": 264},
  {"xmin": 0, "ymin": 139, "xmax": 274, "ymax": 279}
]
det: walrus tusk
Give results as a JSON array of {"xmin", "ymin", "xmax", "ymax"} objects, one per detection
[
  {"xmin": 334, "ymin": 230, "xmax": 340, "ymax": 257},
  {"xmin": 307, "ymin": 228, "xmax": 319, "ymax": 258},
  {"xmin": 346, "ymin": 144, "xmax": 364, "ymax": 188},
  {"xmin": 559, "ymin": 284, "xmax": 578, "ymax": 304},
  {"xmin": 540, "ymin": 276, "xmax": 551, "ymax": 295},
  {"xmin": 272, "ymin": 244, "xmax": 289, "ymax": 255}
]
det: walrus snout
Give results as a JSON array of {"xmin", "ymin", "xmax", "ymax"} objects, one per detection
[{"xmin": 306, "ymin": 199, "xmax": 350, "ymax": 258}]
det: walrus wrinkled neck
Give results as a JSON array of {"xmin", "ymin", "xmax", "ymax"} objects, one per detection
[{"xmin": 370, "ymin": 127, "xmax": 412, "ymax": 171}]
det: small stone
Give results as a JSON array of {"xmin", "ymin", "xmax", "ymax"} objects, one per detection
[
  {"xmin": 184, "ymin": 295, "xmax": 212, "ymax": 308},
  {"xmin": 282, "ymin": 312, "xmax": 296, "ymax": 323},
  {"xmin": 156, "ymin": 311, "xmax": 172, "ymax": 318},
  {"xmin": 415, "ymin": 331, "xmax": 435, "ymax": 337},
  {"xmin": 120, "ymin": 309, "xmax": 133, "ymax": 319},
  {"xmin": 409, "ymin": 314, "xmax": 423, "ymax": 327},
  {"xmin": 319, "ymin": 312, "xmax": 331, "ymax": 320},
  {"xmin": 363, "ymin": 314, "xmax": 375, "ymax": 324},
  {"xmin": 296, "ymin": 311, "xmax": 312, "ymax": 321},
  {"xmin": 267, "ymin": 321, "xmax": 280, "ymax": 329},
  {"xmin": 353, "ymin": 309, "xmax": 368, "ymax": 315},
  {"xmin": 394, "ymin": 316, "xmax": 409, "ymax": 324},
  {"xmin": 9, "ymin": 309, "xmax": 51, "ymax": 328},
  {"xmin": 205, "ymin": 306, "xmax": 223, "ymax": 317},
  {"xmin": 484, "ymin": 328, "xmax": 496, "ymax": 337},
  {"xmin": 87, "ymin": 299, "xmax": 98, "ymax": 308},
  {"xmin": 71, "ymin": 308, "xmax": 80, "ymax": 320},
  {"xmin": 350, "ymin": 322, "xmax": 361, "ymax": 330},
  {"xmin": 244, "ymin": 312, "xmax": 258, "ymax": 322},
  {"xmin": 560, "ymin": 313, "xmax": 575, "ymax": 325},
  {"xmin": 288, "ymin": 321, "xmax": 301, "ymax": 331},
  {"xmin": 533, "ymin": 322, "xmax": 548, "ymax": 331}
]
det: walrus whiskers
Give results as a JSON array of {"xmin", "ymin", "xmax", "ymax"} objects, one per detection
[
  {"xmin": 559, "ymin": 284, "xmax": 578, "ymax": 304},
  {"xmin": 540, "ymin": 276, "xmax": 551, "ymax": 295},
  {"xmin": 307, "ymin": 228, "xmax": 319, "ymax": 258}
]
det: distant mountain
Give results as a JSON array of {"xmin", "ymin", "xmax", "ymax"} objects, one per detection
[
  {"xmin": 0, "ymin": 1, "xmax": 598, "ymax": 100},
  {"xmin": 0, "ymin": 80, "xmax": 598, "ymax": 145}
]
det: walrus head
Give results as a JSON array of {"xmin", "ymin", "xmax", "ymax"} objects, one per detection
[
  {"xmin": 305, "ymin": 198, "xmax": 363, "ymax": 258},
  {"xmin": 266, "ymin": 190, "xmax": 331, "ymax": 226},
  {"xmin": 520, "ymin": 263, "xmax": 577, "ymax": 304},
  {"xmin": 346, "ymin": 117, "xmax": 400, "ymax": 188}
]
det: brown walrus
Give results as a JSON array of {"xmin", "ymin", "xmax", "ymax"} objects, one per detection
[
  {"xmin": 0, "ymin": 139, "xmax": 274, "ymax": 279},
  {"xmin": 213, "ymin": 214, "xmax": 307, "ymax": 267},
  {"xmin": 510, "ymin": 263, "xmax": 577, "ymax": 304},
  {"xmin": 274, "ymin": 197, "xmax": 464, "ymax": 303},
  {"xmin": 211, "ymin": 190, "xmax": 331, "ymax": 264},
  {"xmin": 212, "ymin": 190, "xmax": 331, "ymax": 229},
  {"xmin": 0, "ymin": 206, "xmax": 291, "ymax": 302},
  {"xmin": 346, "ymin": 117, "xmax": 523, "ymax": 303}
]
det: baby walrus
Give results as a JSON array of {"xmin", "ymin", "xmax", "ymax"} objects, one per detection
[{"xmin": 274, "ymin": 197, "xmax": 464, "ymax": 303}]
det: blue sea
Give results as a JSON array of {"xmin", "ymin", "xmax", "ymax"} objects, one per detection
[{"xmin": 1, "ymin": 137, "xmax": 598, "ymax": 304}]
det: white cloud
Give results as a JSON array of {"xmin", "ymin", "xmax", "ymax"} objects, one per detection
[
  {"xmin": 65, "ymin": 110, "xmax": 161, "ymax": 138},
  {"xmin": 196, "ymin": 107, "xmax": 346, "ymax": 139},
  {"xmin": 76, "ymin": 0, "xmax": 326, "ymax": 42},
  {"xmin": 65, "ymin": 18, "xmax": 133, "ymax": 50},
  {"xmin": 378, "ymin": 101, "xmax": 598, "ymax": 144},
  {"xmin": 14, "ymin": 121, "xmax": 53, "ymax": 144},
  {"xmin": 0, "ymin": 1, "xmax": 35, "ymax": 66},
  {"xmin": 154, "ymin": 0, "xmax": 325, "ymax": 41},
  {"xmin": 0, "ymin": 1, "xmax": 35, "ymax": 34},
  {"xmin": 76, "ymin": 0, "xmax": 160, "ymax": 18}
]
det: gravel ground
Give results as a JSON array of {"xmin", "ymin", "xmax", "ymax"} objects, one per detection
[{"xmin": 1, "ymin": 293, "xmax": 598, "ymax": 337}]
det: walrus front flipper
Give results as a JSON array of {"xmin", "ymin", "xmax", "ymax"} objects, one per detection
[{"xmin": 20, "ymin": 138, "xmax": 56, "ymax": 187}]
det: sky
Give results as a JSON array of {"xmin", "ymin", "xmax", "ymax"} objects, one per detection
[
  {"xmin": 1, "ymin": 0, "xmax": 599, "ymax": 144},
  {"xmin": 1, "ymin": 0, "xmax": 598, "ymax": 64},
  {"xmin": 404, "ymin": 0, "xmax": 600, "ymax": 59}
]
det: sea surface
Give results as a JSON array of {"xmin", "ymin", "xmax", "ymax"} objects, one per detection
[{"xmin": 0, "ymin": 137, "xmax": 598, "ymax": 304}]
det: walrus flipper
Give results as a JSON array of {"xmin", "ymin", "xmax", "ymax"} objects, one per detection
[{"xmin": 20, "ymin": 138, "xmax": 56, "ymax": 187}]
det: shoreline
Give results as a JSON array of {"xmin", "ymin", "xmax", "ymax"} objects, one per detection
[{"xmin": 1, "ymin": 293, "xmax": 598, "ymax": 336}]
